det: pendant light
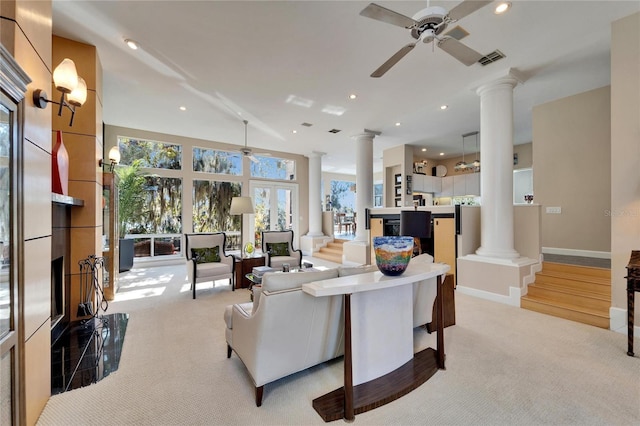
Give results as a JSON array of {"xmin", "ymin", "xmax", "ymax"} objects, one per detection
[
  {"xmin": 454, "ymin": 133, "xmax": 467, "ymax": 171},
  {"xmin": 472, "ymin": 131, "xmax": 480, "ymax": 170}
]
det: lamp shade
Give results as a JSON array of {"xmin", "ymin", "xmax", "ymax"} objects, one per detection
[
  {"xmin": 67, "ymin": 77, "xmax": 87, "ymax": 106},
  {"xmin": 230, "ymin": 196, "xmax": 254, "ymax": 215},
  {"xmin": 400, "ymin": 210, "xmax": 432, "ymax": 238},
  {"xmin": 107, "ymin": 146, "xmax": 121, "ymax": 164},
  {"xmin": 53, "ymin": 58, "xmax": 78, "ymax": 93}
]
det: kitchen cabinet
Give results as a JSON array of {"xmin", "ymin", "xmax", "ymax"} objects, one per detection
[
  {"xmin": 369, "ymin": 218, "xmax": 383, "ymax": 261},
  {"xmin": 440, "ymin": 176, "xmax": 454, "ymax": 197},
  {"xmin": 466, "ymin": 172, "xmax": 480, "ymax": 196},
  {"xmin": 452, "ymin": 173, "xmax": 480, "ymax": 196},
  {"xmin": 412, "ymin": 174, "xmax": 442, "ymax": 194},
  {"xmin": 433, "ymin": 217, "xmax": 456, "ymax": 286}
]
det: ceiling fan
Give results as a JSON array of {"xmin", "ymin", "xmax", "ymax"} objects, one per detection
[
  {"xmin": 238, "ymin": 120, "xmax": 269, "ymax": 163},
  {"xmin": 360, "ymin": 0, "xmax": 492, "ymax": 77}
]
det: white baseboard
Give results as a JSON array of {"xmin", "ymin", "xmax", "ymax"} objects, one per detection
[
  {"xmin": 542, "ymin": 247, "xmax": 611, "ymax": 259},
  {"xmin": 456, "ymin": 285, "xmax": 522, "ymax": 307},
  {"xmin": 610, "ymin": 307, "xmax": 640, "ymax": 336}
]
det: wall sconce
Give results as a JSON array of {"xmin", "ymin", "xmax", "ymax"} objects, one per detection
[
  {"xmin": 99, "ymin": 146, "xmax": 121, "ymax": 172},
  {"xmin": 32, "ymin": 58, "xmax": 87, "ymax": 126}
]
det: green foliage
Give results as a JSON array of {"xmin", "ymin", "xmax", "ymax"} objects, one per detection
[
  {"xmin": 330, "ymin": 180, "xmax": 352, "ymax": 212},
  {"xmin": 115, "ymin": 159, "xmax": 148, "ymax": 238}
]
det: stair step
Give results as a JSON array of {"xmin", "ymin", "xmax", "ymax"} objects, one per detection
[
  {"xmin": 326, "ymin": 242, "xmax": 344, "ymax": 250},
  {"xmin": 534, "ymin": 272, "xmax": 610, "ymax": 295},
  {"xmin": 535, "ymin": 272, "xmax": 611, "ymax": 295},
  {"xmin": 526, "ymin": 285, "xmax": 610, "ymax": 311},
  {"xmin": 521, "ymin": 296, "xmax": 609, "ymax": 328},
  {"xmin": 542, "ymin": 262, "xmax": 611, "ymax": 279},
  {"xmin": 314, "ymin": 251, "xmax": 342, "ymax": 264}
]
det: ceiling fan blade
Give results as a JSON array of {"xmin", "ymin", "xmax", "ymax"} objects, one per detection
[
  {"xmin": 360, "ymin": 3, "xmax": 416, "ymax": 29},
  {"xmin": 437, "ymin": 37, "xmax": 483, "ymax": 66},
  {"xmin": 248, "ymin": 154, "xmax": 259, "ymax": 164},
  {"xmin": 447, "ymin": 0, "xmax": 492, "ymax": 21},
  {"xmin": 371, "ymin": 43, "xmax": 416, "ymax": 78}
]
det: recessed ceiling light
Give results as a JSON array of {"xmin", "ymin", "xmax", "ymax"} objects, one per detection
[
  {"xmin": 439, "ymin": 152, "xmax": 445, "ymax": 156},
  {"xmin": 395, "ymin": 122, "xmax": 401, "ymax": 127},
  {"xmin": 421, "ymin": 148, "xmax": 427, "ymax": 152},
  {"xmin": 124, "ymin": 39, "xmax": 139, "ymax": 50},
  {"xmin": 179, "ymin": 106, "xmax": 186, "ymax": 111},
  {"xmin": 494, "ymin": 2, "xmax": 511, "ymax": 14},
  {"xmin": 440, "ymin": 105, "xmax": 448, "ymax": 110},
  {"xmin": 349, "ymin": 94, "xmax": 357, "ymax": 100},
  {"xmin": 292, "ymin": 130, "xmax": 297, "ymax": 134}
]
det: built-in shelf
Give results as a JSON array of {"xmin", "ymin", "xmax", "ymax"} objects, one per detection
[{"xmin": 52, "ymin": 193, "xmax": 84, "ymax": 207}]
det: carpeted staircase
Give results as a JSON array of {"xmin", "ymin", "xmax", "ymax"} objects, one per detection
[
  {"xmin": 521, "ymin": 262, "xmax": 611, "ymax": 328},
  {"xmin": 313, "ymin": 239, "xmax": 346, "ymax": 264}
]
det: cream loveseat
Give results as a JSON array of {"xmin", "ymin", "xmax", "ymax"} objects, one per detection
[{"xmin": 223, "ymin": 254, "xmax": 438, "ymax": 406}]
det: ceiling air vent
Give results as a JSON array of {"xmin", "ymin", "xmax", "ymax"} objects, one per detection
[
  {"xmin": 301, "ymin": 122, "xmax": 313, "ymax": 127},
  {"xmin": 478, "ymin": 50, "xmax": 506, "ymax": 66},
  {"xmin": 444, "ymin": 25, "xmax": 469, "ymax": 41},
  {"xmin": 328, "ymin": 129, "xmax": 341, "ymax": 134}
]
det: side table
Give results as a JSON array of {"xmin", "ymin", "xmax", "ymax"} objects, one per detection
[{"xmin": 234, "ymin": 255, "xmax": 266, "ymax": 289}]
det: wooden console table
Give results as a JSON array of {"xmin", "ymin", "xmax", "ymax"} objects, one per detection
[
  {"xmin": 626, "ymin": 250, "xmax": 640, "ymax": 357},
  {"xmin": 303, "ymin": 262, "xmax": 450, "ymax": 422}
]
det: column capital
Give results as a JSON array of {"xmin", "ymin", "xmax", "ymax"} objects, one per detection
[
  {"xmin": 352, "ymin": 129, "xmax": 381, "ymax": 141},
  {"xmin": 473, "ymin": 67, "xmax": 527, "ymax": 95}
]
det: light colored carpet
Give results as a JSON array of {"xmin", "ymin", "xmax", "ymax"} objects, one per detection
[{"xmin": 37, "ymin": 262, "xmax": 640, "ymax": 425}]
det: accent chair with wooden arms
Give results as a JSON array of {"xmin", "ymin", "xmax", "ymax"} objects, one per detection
[
  {"xmin": 261, "ymin": 230, "xmax": 302, "ymax": 269},
  {"xmin": 185, "ymin": 232, "xmax": 235, "ymax": 299}
]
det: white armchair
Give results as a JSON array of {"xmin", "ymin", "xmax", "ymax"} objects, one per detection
[
  {"xmin": 185, "ymin": 232, "xmax": 235, "ymax": 299},
  {"xmin": 261, "ymin": 230, "xmax": 302, "ymax": 269}
]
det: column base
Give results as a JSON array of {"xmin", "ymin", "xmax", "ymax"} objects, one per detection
[
  {"xmin": 457, "ymin": 254, "xmax": 539, "ymax": 306},
  {"xmin": 300, "ymin": 235, "xmax": 332, "ymax": 256},
  {"xmin": 343, "ymin": 240, "xmax": 370, "ymax": 266},
  {"xmin": 475, "ymin": 246, "xmax": 520, "ymax": 259}
]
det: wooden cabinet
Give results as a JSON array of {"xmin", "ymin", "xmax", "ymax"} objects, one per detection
[
  {"xmin": 102, "ymin": 172, "xmax": 119, "ymax": 300},
  {"xmin": 235, "ymin": 255, "xmax": 266, "ymax": 289},
  {"xmin": 433, "ymin": 217, "xmax": 456, "ymax": 286},
  {"xmin": 412, "ymin": 174, "xmax": 442, "ymax": 194},
  {"xmin": 369, "ymin": 218, "xmax": 384, "ymax": 262}
]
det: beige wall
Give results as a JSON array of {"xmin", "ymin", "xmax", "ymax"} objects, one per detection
[
  {"xmin": 532, "ymin": 86, "xmax": 611, "ymax": 253},
  {"xmin": 104, "ymin": 125, "xmax": 310, "ymax": 240},
  {"xmin": 1, "ymin": 0, "xmax": 53, "ymax": 424},
  {"xmin": 611, "ymin": 12, "xmax": 640, "ymax": 312}
]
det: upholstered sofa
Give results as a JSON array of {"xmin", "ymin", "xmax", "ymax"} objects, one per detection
[{"xmin": 223, "ymin": 254, "xmax": 438, "ymax": 406}]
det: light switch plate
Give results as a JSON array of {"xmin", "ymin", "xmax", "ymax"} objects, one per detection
[{"xmin": 546, "ymin": 206, "xmax": 562, "ymax": 214}]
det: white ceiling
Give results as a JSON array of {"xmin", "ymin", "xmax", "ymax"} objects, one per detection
[{"xmin": 52, "ymin": 1, "xmax": 640, "ymax": 175}]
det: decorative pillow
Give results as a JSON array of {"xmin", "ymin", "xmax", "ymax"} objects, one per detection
[
  {"xmin": 191, "ymin": 246, "xmax": 220, "ymax": 264},
  {"xmin": 267, "ymin": 242, "xmax": 290, "ymax": 257}
]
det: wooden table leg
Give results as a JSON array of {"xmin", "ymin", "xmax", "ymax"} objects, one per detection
[
  {"xmin": 628, "ymin": 283, "xmax": 635, "ymax": 357},
  {"xmin": 344, "ymin": 293, "xmax": 354, "ymax": 421},
  {"xmin": 436, "ymin": 274, "xmax": 445, "ymax": 369}
]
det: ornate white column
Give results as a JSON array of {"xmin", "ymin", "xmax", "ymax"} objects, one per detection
[
  {"xmin": 353, "ymin": 132, "xmax": 375, "ymax": 242},
  {"xmin": 307, "ymin": 151, "xmax": 325, "ymax": 237},
  {"xmin": 475, "ymin": 71, "xmax": 521, "ymax": 259}
]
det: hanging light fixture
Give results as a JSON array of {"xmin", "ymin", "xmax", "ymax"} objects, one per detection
[
  {"xmin": 454, "ymin": 133, "xmax": 467, "ymax": 171},
  {"xmin": 471, "ymin": 131, "xmax": 481, "ymax": 170},
  {"xmin": 454, "ymin": 131, "xmax": 480, "ymax": 172},
  {"xmin": 32, "ymin": 58, "xmax": 87, "ymax": 126}
]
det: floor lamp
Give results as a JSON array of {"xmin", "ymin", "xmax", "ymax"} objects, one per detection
[
  {"xmin": 230, "ymin": 196, "xmax": 255, "ymax": 257},
  {"xmin": 400, "ymin": 210, "xmax": 432, "ymax": 257}
]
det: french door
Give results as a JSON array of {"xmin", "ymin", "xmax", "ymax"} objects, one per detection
[
  {"xmin": 0, "ymin": 87, "xmax": 21, "ymax": 426},
  {"xmin": 250, "ymin": 181, "xmax": 298, "ymax": 249}
]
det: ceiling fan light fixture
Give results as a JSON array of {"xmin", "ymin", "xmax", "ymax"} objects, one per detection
[{"xmin": 494, "ymin": 2, "xmax": 511, "ymax": 15}]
